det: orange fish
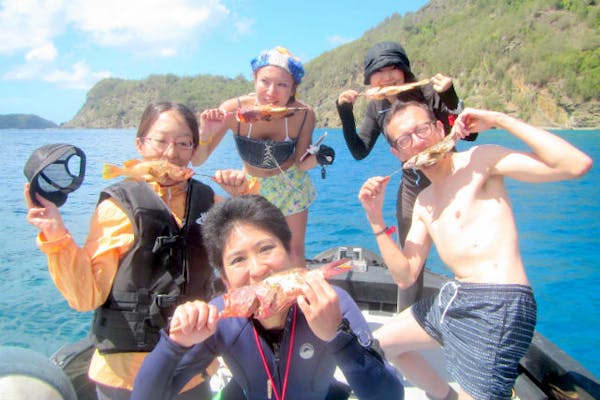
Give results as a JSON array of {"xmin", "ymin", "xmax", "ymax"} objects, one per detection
[
  {"xmin": 102, "ymin": 159, "xmax": 194, "ymax": 185},
  {"xmin": 244, "ymin": 177, "xmax": 261, "ymax": 195}
]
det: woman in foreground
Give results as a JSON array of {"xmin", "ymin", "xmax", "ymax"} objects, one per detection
[{"xmin": 132, "ymin": 195, "xmax": 403, "ymax": 400}]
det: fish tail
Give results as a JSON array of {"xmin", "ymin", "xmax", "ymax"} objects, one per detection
[
  {"xmin": 102, "ymin": 164, "xmax": 124, "ymax": 180},
  {"xmin": 321, "ymin": 258, "xmax": 353, "ymax": 279}
]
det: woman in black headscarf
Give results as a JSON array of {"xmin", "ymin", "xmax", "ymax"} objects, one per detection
[{"xmin": 336, "ymin": 41, "xmax": 477, "ymax": 310}]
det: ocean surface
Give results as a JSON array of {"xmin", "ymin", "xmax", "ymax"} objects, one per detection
[{"xmin": 0, "ymin": 127, "xmax": 598, "ymax": 378}]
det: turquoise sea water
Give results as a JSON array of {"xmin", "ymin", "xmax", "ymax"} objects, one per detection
[{"xmin": 0, "ymin": 127, "xmax": 598, "ymax": 378}]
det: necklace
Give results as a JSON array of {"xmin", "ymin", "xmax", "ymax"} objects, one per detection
[{"xmin": 252, "ymin": 305, "xmax": 297, "ymax": 400}]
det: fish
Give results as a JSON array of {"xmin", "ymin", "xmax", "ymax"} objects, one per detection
[
  {"xmin": 362, "ymin": 79, "xmax": 431, "ymax": 100},
  {"xmin": 402, "ymin": 131, "xmax": 458, "ymax": 170},
  {"xmin": 233, "ymin": 105, "xmax": 308, "ymax": 123},
  {"xmin": 102, "ymin": 159, "xmax": 195, "ymax": 185},
  {"xmin": 219, "ymin": 259, "xmax": 352, "ymax": 319},
  {"xmin": 169, "ymin": 259, "xmax": 353, "ymax": 332}
]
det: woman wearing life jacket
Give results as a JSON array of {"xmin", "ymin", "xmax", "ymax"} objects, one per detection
[{"xmin": 24, "ymin": 102, "xmax": 251, "ymax": 399}]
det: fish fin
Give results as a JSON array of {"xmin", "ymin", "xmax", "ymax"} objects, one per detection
[
  {"xmin": 102, "ymin": 164, "xmax": 124, "ymax": 179},
  {"xmin": 122, "ymin": 159, "xmax": 141, "ymax": 168},
  {"xmin": 246, "ymin": 177, "xmax": 261, "ymax": 195}
]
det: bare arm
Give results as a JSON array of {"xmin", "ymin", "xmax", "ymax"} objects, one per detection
[
  {"xmin": 191, "ymin": 98, "xmax": 240, "ymax": 166},
  {"xmin": 358, "ymin": 176, "xmax": 429, "ymax": 287},
  {"xmin": 454, "ymin": 108, "xmax": 592, "ymax": 182}
]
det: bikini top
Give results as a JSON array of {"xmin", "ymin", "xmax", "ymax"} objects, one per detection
[{"xmin": 233, "ymin": 99, "xmax": 307, "ymax": 169}]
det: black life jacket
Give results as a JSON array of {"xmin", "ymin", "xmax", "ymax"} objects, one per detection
[{"xmin": 91, "ymin": 179, "xmax": 216, "ymax": 353}]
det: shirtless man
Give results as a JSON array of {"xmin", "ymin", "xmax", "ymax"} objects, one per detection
[{"xmin": 358, "ymin": 101, "xmax": 592, "ymax": 400}]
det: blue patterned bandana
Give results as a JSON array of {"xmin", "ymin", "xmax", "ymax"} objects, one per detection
[{"xmin": 251, "ymin": 46, "xmax": 304, "ymax": 84}]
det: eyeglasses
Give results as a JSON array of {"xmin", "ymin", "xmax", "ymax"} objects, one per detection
[
  {"xmin": 390, "ymin": 121, "xmax": 436, "ymax": 150},
  {"xmin": 143, "ymin": 136, "xmax": 194, "ymax": 151}
]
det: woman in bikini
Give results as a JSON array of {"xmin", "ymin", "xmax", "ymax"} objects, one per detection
[{"xmin": 193, "ymin": 46, "xmax": 331, "ymax": 268}]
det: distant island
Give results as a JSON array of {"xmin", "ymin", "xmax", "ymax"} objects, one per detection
[{"xmin": 0, "ymin": 114, "xmax": 58, "ymax": 129}]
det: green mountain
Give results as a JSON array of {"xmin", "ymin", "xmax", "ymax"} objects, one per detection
[
  {"xmin": 0, "ymin": 114, "xmax": 57, "ymax": 129},
  {"xmin": 66, "ymin": 0, "xmax": 599, "ymax": 129}
]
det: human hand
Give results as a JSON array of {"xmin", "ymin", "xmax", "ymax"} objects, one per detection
[
  {"xmin": 199, "ymin": 108, "xmax": 229, "ymax": 139},
  {"xmin": 212, "ymin": 169, "xmax": 250, "ymax": 196},
  {"xmin": 431, "ymin": 73, "xmax": 453, "ymax": 93},
  {"xmin": 168, "ymin": 300, "xmax": 219, "ymax": 347},
  {"xmin": 24, "ymin": 183, "xmax": 67, "ymax": 241},
  {"xmin": 297, "ymin": 272, "xmax": 342, "ymax": 342},
  {"xmin": 358, "ymin": 176, "xmax": 389, "ymax": 221},
  {"xmin": 337, "ymin": 90, "xmax": 360, "ymax": 105},
  {"xmin": 453, "ymin": 107, "xmax": 502, "ymax": 136}
]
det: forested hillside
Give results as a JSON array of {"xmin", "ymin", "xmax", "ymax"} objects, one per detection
[{"xmin": 66, "ymin": 0, "xmax": 599, "ymax": 128}]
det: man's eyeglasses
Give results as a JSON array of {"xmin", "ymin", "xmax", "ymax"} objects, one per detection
[
  {"xmin": 143, "ymin": 137, "xmax": 194, "ymax": 151},
  {"xmin": 390, "ymin": 121, "xmax": 436, "ymax": 150}
]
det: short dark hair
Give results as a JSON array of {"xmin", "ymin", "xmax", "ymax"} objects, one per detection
[
  {"xmin": 383, "ymin": 101, "xmax": 436, "ymax": 146},
  {"xmin": 201, "ymin": 195, "xmax": 292, "ymax": 273},
  {"xmin": 136, "ymin": 102, "xmax": 199, "ymax": 149}
]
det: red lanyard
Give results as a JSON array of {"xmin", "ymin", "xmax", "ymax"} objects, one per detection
[{"xmin": 252, "ymin": 305, "xmax": 297, "ymax": 400}]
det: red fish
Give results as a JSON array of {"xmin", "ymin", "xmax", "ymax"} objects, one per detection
[{"xmin": 220, "ymin": 259, "xmax": 352, "ymax": 319}]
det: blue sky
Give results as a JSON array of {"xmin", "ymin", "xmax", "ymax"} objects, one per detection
[{"xmin": 0, "ymin": 0, "xmax": 428, "ymax": 124}]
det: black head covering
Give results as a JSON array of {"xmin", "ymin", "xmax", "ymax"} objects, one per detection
[
  {"xmin": 363, "ymin": 41, "xmax": 415, "ymax": 85},
  {"xmin": 23, "ymin": 143, "xmax": 86, "ymax": 207}
]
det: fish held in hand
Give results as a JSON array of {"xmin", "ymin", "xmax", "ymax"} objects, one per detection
[
  {"xmin": 220, "ymin": 259, "xmax": 352, "ymax": 319},
  {"xmin": 102, "ymin": 159, "xmax": 194, "ymax": 185},
  {"xmin": 363, "ymin": 79, "xmax": 431, "ymax": 100},
  {"xmin": 234, "ymin": 105, "xmax": 307, "ymax": 123},
  {"xmin": 402, "ymin": 131, "xmax": 458, "ymax": 170}
]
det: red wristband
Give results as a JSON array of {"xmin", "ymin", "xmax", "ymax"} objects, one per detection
[{"xmin": 374, "ymin": 226, "xmax": 396, "ymax": 236}]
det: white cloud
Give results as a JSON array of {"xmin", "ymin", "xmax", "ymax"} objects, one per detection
[
  {"xmin": 4, "ymin": 58, "xmax": 111, "ymax": 90},
  {"xmin": 65, "ymin": 0, "xmax": 229, "ymax": 56},
  {"xmin": 43, "ymin": 61, "xmax": 111, "ymax": 89},
  {"xmin": 232, "ymin": 15, "xmax": 254, "ymax": 38},
  {"xmin": 3, "ymin": 63, "xmax": 40, "ymax": 80},
  {"xmin": 0, "ymin": 0, "xmax": 67, "ymax": 54},
  {"xmin": 328, "ymin": 35, "xmax": 353, "ymax": 47},
  {"xmin": 26, "ymin": 43, "xmax": 58, "ymax": 62},
  {"xmin": 0, "ymin": 0, "xmax": 230, "ymax": 55},
  {"xmin": 0, "ymin": 0, "xmax": 232, "ymax": 87}
]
